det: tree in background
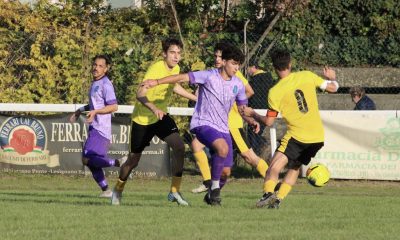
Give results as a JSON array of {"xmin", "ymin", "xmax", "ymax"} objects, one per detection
[{"xmin": 0, "ymin": 0, "xmax": 399, "ymax": 105}]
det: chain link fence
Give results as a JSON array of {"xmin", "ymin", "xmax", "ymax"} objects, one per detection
[{"xmin": 2, "ymin": 26, "xmax": 399, "ymax": 174}]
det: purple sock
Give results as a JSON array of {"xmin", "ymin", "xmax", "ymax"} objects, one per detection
[
  {"xmin": 211, "ymin": 154, "xmax": 225, "ymax": 181},
  {"xmin": 219, "ymin": 178, "xmax": 227, "ymax": 189},
  {"xmin": 87, "ymin": 155, "xmax": 115, "ymax": 168},
  {"xmin": 88, "ymin": 165, "xmax": 108, "ymax": 191}
]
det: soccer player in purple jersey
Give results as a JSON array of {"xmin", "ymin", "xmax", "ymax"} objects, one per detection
[
  {"xmin": 70, "ymin": 55, "xmax": 120, "ymax": 198},
  {"xmin": 143, "ymin": 44, "xmax": 259, "ymax": 205}
]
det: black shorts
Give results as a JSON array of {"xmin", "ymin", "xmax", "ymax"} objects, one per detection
[
  {"xmin": 278, "ymin": 137, "xmax": 324, "ymax": 168},
  {"xmin": 130, "ymin": 114, "xmax": 179, "ymax": 153}
]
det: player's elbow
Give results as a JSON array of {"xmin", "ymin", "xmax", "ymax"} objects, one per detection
[{"xmin": 110, "ymin": 104, "xmax": 118, "ymax": 113}]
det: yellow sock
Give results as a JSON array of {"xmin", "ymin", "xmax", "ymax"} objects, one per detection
[
  {"xmin": 256, "ymin": 159, "xmax": 269, "ymax": 178},
  {"xmin": 276, "ymin": 182, "xmax": 292, "ymax": 199},
  {"xmin": 170, "ymin": 176, "xmax": 182, "ymax": 193},
  {"xmin": 263, "ymin": 180, "xmax": 277, "ymax": 193},
  {"xmin": 194, "ymin": 151, "xmax": 211, "ymax": 181},
  {"xmin": 115, "ymin": 179, "xmax": 126, "ymax": 192}
]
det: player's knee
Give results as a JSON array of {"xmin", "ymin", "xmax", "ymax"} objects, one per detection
[
  {"xmin": 172, "ymin": 142, "xmax": 185, "ymax": 155},
  {"xmin": 216, "ymin": 146, "xmax": 229, "ymax": 158},
  {"xmin": 221, "ymin": 168, "xmax": 231, "ymax": 178},
  {"xmin": 81, "ymin": 157, "xmax": 89, "ymax": 166},
  {"xmin": 269, "ymin": 163, "xmax": 281, "ymax": 175}
]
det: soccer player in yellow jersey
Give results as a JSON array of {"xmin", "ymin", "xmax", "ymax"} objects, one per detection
[
  {"xmin": 191, "ymin": 42, "xmax": 269, "ymax": 194},
  {"xmin": 111, "ymin": 38, "xmax": 197, "ymax": 206},
  {"xmin": 242, "ymin": 49, "xmax": 339, "ymax": 209}
]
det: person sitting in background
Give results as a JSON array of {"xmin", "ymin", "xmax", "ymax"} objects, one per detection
[{"xmin": 349, "ymin": 86, "xmax": 376, "ymax": 110}]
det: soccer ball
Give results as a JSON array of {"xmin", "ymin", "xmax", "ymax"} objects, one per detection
[{"xmin": 306, "ymin": 163, "xmax": 330, "ymax": 187}]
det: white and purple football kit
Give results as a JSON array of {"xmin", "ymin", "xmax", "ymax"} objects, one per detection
[
  {"xmin": 83, "ymin": 75, "xmax": 117, "ymax": 190},
  {"xmin": 188, "ymin": 69, "xmax": 247, "ymax": 182}
]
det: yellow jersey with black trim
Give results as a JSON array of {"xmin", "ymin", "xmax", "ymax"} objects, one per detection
[
  {"xmin": 228, "ymin": 71, "xmax": 248, "ymax": 129},
  {"xmin": 132, "ymin": 60, "xmax": 180, "ymax": 125},
  {"xmin": 268, "ymin": 71, "xmax": 324, "ymax": 143}
]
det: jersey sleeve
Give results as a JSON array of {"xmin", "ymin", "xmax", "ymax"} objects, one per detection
[
  {"xmin": 188, "ymin": 70, "xmax": 211, "ymax": 85},
  {"xmin": 267, "ymin": 90, "xmax": 279, "ymax": 114},
  {"xmin": 309, "ymin": 71, "xmax": 324, "ymax": 88},
  {"xmin": 104, "ymin": 81, "xmax": 117, "ymax": 105},
  {"xmin": 143, "ymin": 64, "xmax": 158, "ymax": 81},
  {"xmin": 235, "ymin": 81, "xmax": 248, "ymax": 106}
]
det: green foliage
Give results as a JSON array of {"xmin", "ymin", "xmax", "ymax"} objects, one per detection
[
  {"xmin": 268, "ymin": 0, "xmax": 400, "ymax": 67},
  {"xmin": 1, "ymin": 0, "xmax": 399, "ymax": 106}
]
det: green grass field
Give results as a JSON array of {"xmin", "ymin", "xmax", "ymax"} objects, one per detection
[{"xmin": 1, "ymin": 174, "xmax": 400, "ymax": 240}]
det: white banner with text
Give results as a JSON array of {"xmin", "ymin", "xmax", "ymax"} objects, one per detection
[{"xmin": 303, "ymin": 111, "xmax": 400, "ymax": 180}]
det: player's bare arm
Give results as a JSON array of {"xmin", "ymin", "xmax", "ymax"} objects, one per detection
[
  {"xmin": 322, "ymin": 66, "xmax": 339, "ymax": 93},
  {"xmin": 143, "ymin": 73, "xmax": 190, "ymax": 88},
  {"xmin": 69, "ymin": 104, "xmax": 90, "ymax": 123},
  {"xmin": 173, "ymin": 83, "xmax": 197, "ymax": 102},
  {"xmin": 244, "ymin": 84, "xmax": 254, "ymax": 98},
  {"xmin": 85, "ymin": 104, "xmax": 118, "ymax": 123},
  {"xmin": 242, "ymin": 106, "xmax": 276, "ymax": 127},
  {"xmin": 238, "ymin": 105, "xmax": 260, "ymax": 134},
  {"xmin": 136, "ymin": 83, "xmax": 165, "ymax": 120}
]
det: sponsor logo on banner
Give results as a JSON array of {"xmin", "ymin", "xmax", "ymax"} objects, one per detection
[
  {"xmin": 0, "ymin": 117, "xmax": 59, "ymax": 167},
  {"xmin": 376, "ymin": 117, "xmax": 400, "ymax": 151}
]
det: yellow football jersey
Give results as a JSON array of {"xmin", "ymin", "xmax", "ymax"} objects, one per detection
[
  {"xmin": 268, "ymin": 71, "xmax": 324, "ymax": 143},
  {"xmin": 228, "ymin": 71, "xmax": 248, "ymax": 129},
  {"xmin": 132, "ymin": 60, "xmax": 180, "ymax": 125}
]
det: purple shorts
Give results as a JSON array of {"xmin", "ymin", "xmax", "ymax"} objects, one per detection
[
  {"xmin": 83, "ymin": 127, "xmax": 110, "ymax": 158},
  {"xmin": 191, "ymin": 126, "xmax": 233, "ymax": 167}
]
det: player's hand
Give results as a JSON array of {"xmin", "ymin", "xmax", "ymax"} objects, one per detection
[
  {"xmin": 69, "ymin": 110, "xmax": 80, "ymax": 123},
  {"xmin": 241, "ymin": 106, "xmax": 254, "ymax": 117},
  {"xmin": 151, "ymin": 108, "xmax": 165, "ymax": 120},
  {"xmin": 142, "ymin": 79, "xmax": 158, "ymax": 88},
  {"xmin": 323, "ymin": 66, "xmax": 336, "ymax": 81},
  {"xmin": 250, "ymin": 120, "xmax": 260, "ymax": 134},
  {"xmin": 86, "ymin": 110, "xmax": 97, "ymax": 123}
]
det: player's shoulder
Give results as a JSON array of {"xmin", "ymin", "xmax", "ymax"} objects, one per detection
[
  {"xmin": 148, "ymin": 60, "xmax": 165, "ymax": 71},
  {"xmin": 295, "ymin": 70, "xmax": 318, "ymax": 78},
  {"xmin": 100, "ymin": 76, "xmax": 113, "ymax": 85},
  {"xmin": 147, "ymin": 60, "xmax": 180, "ymax": 75},
  {"xmin": 231, "ymin": 74, "xmax": 245, "ymax": 86}
]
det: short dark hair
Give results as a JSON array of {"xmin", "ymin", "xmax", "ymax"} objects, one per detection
[
  {"xmin": 93, "ymin": 54, "xmax": 112, "ymax": 65},
  {"xmin": 221, "ymin": 43, "xmax": 244, "ymax": 64},
  {"xmin": 349, "ymin": 86, "xmax": 365, "ymax": 97},
  {"xmin": 249, "ymin": 58, "xmax": 259, "ymax": 68},
  {"xmin": 270, "ymin": 49, "xmax": 291, "ymax": 71},
  {"xmin": 214, "ymin": 41, "xmax": 229, "ymax": 53},
  {"xmin": 162, "ymin": 38, "xmax": 183, "ymax": 53}
]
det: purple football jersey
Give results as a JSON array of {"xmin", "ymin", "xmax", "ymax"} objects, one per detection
[
  {"xmin": 88, "ymin": 76, "xmax": 117, "ymax": 140},
  {"xmin": 188, "ymin": 69, "xmax": 247, "ymax": 133}
]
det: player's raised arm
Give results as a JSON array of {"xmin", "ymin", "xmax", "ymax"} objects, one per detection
[
  {"xmin": 173, "ymin": 83, "xmax": 197, "ymax": 102},
  {"xmin": 241, "ymin": 106, "xmax": 277, "ymax": 127},
  {"xmin": 238, "ymin": 105, "xmax": 260, "ymax": 133},
  {"xmin": 320, "ymin": 66, "xmax": 339, "ymax": 93},
  {"xmin": 144, "ymin": 73, "xmax": 190, "ymax": 88}
]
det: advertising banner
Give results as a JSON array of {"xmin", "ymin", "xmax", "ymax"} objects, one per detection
[
  {"xmin": 303, "ymin": 111, "xmax": 400, "ymax": 180},
  {"xmin": 0, "ymin": 113, "xmax": 170, "ymax": 177}
]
